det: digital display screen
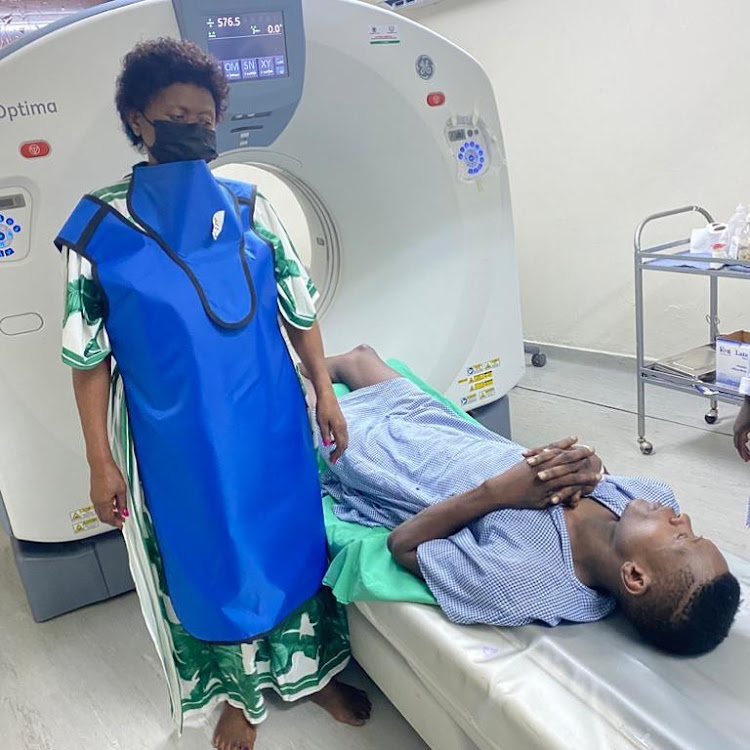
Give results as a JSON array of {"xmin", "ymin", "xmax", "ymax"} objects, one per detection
[
  {"xmin": 206, "ymin": 12, "xmax": 289, "ymax": 82},
  {"xmin": 448, "ymin": 129, "xmax": 466, "ymax": 143},
  {"xmin": 0, "ymin": 195, "xmax": 24, "ymax": 209}
]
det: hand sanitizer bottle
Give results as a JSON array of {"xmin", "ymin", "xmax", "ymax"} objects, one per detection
[
  {"xmin": 726, "ymin": 204, "xmax": 746, "ymax": 252},
  {"xmin": 731, "ymin": 216, "xmax": 750, "ymax": 261}
]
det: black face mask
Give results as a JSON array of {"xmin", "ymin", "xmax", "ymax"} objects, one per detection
[{"xmin": 142, "ymin": 115, "xmax": 218, "ymax": 164}]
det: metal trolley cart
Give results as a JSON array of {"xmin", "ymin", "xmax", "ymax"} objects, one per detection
[{"xmin": 634, "ymin": 206, "xmax": 750, "ymax": 454}]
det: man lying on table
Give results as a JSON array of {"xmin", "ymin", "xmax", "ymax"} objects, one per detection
[{"xmin": 309, "ymin": 346, "xmax": 740, "ymax": 657}]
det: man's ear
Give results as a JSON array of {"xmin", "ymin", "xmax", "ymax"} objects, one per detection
[{"xmin": 620, "ymin": 560, "xmax": 651, "ymax": 596}]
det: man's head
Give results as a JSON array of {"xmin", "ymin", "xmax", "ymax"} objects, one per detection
[{"xmin": 613, "ymin": 499, "xmax": 740, "ymax": 655}]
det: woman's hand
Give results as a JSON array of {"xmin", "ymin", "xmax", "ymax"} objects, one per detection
[
  {"xmin": 316, "ymin": 388, "xmax": 349, "ymax": 464},
  {"xmin": 734, "ymin": 398, "xmax": 750, "ymax": 462},
  {"xmin": 90, "ymin": 460, "xmax": 129, "ymax": 529}
]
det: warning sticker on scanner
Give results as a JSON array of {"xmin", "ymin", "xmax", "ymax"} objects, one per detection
[
  {"xmin": 459, "ymin": 372, "xmax": 494, "ymax": 385},
  {"xmin": 470, "ymin": 376, "xmax": 494, "ymax": 393},
  {"xmin": 469, "ymin": 358, "xmax": 500, "ymax": 374},
  {"xmin": 71, "ymin": 506, "xmax": 100, "ymax": 534},
  {"xmin": 457, "ymin": 357, "xmax": 502, "ymax": 405}
]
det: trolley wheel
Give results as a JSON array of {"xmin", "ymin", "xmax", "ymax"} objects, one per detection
[
  {"xmin": 638, "ymin": 440, "xmax": 654, "ymax": 455},
  {"xmin": 704, "ymin": 410, "xmax": 718, "ymax": 425},
  {"xmin": 531, "ymin": 353, "xmax": 547, "ymax": 368}
]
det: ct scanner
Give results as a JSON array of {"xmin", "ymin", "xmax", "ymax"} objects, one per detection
[
  {"xmin": 3, "ymin": 4, "xmax": 748, "ymax": 750},
  {"xmin": 0, "ymin": 0, "xmax": 524, "ymax": 622}
]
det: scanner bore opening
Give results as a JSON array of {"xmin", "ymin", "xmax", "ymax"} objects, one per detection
[{"xmin": 212, "ymin": 163, "xmax": 339, "ymax": 319}]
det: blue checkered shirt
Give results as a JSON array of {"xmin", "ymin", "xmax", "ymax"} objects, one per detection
[{"xmin": 321, "ymin": 378, "xmax": 679, "ymax": 627}]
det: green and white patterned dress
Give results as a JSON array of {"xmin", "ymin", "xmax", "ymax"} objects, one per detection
[{"xmin": 62, "ymin": 177, "xmax": 350, "ymax": 732}]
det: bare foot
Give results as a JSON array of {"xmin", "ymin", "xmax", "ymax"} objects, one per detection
[
  {"xmin": 212, "ymin": 703, "xmax": 257, "ymax": 750},
  {"xmin": 310, "ymin": 680, "xmax": 372, "ymax": 726}
]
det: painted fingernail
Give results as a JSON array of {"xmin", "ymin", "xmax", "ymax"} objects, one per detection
[
  {"xmin": 122, "ymin": 509, "xmax": 130, "ymax": 518},
  {"xmin": 538, "ymin": 471, "xmax": 548, "ymax": 480}
]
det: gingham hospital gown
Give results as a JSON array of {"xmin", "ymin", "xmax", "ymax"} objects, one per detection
[{"xmin": 321, "ymin": 378, "xmax": 680, "ymax": 627}]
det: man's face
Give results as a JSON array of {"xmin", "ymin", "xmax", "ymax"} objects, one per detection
[{"xmin": 615, "ymin": 499, "xmax": 729, "ymax": 586}]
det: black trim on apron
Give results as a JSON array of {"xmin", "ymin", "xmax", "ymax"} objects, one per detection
[{"xmin": 237, "ymin": 191, "xmax": 258, "ymax": 230}]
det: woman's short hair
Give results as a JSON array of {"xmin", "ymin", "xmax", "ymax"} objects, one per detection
[{"xmin": 115, "ymin": 37, "xmax": 230, "ymax": 146}]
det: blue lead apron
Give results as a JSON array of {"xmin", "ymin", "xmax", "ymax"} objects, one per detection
[{"xmin": 56, "ymin": 160, "xmax": 327, "ymax": 642}]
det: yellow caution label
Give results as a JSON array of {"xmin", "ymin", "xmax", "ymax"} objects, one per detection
[
  {"xmin": 71, "ymin": 506, "xmax": 100, "ymax": 534},
  {"xmin": 70, "ymin": 505, "xmax": 97, "ymax": 523},
  {"xmin": 72, "ymin": 517, "xmax": 100, "ymax": 534},
  {"xmin": 470, "ymin": 373, "xmax": 495, "ymax": 393},
  {"xmin": 458, "ymin": 356, "xmax": 502, "ymax": 407}
]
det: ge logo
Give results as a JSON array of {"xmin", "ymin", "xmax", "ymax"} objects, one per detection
[
  {"xmin": 461, "ymin": 397, "xmax": 468, "ymax": 406},
  {"xmin": 416, "ymin": 54, "xmax": 435, "ymax": 80}
]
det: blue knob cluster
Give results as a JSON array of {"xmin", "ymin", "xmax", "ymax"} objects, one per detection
[
  {"xmin": 457, "ymin": 141, "xmax": 486, "ymax": 176},
  {"xmin": 0, "ymin": 213, "xmax": 21, "ymax": 253}
]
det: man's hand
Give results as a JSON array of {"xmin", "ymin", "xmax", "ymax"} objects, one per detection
[
  {"xmin": 485, "ymin": 459, "xmax": 602, "ymax": 511},
  {"xmin": 734, "ymin": 399, "xmax": 750, "ymax": 462},
  {"xmin": 523, "ymin": 436, "xmax": 604, "ymax": 506},
  {"xmin": 90, "ymin": 460, "xmax": 128, "ymax": 529},
  {"xmin": 523, "ymin": 435, "xmax": 579, "ymax": 460},
  {"xmin": 316, "ymin": 388, "xmax": 349, "ymax": 464}
]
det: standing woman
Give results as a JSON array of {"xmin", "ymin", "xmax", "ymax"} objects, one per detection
[{"xmin": 57, "ymin": 39, "xmax": 369, "ymax": 750}]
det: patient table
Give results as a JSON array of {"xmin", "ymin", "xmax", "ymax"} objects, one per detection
[{"xmin": 349, "ymin": 551, "xmax": 749, "ymax": 750}]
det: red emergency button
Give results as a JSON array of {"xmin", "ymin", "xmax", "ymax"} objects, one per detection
[
  {"xmin": 20, "ymin": 141, "xmax": 51, "ymax": 159},
  {"xmin": 426, "ymin": 92, "xmax": 446, "ymax": 107}
]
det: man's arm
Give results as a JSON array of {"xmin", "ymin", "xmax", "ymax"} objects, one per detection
[
  {"xmin": 388, "ymin": 484, "xmax": 504, "ymax": 577},
  {"xmin": 387, "ymin": 460, "xmax": 601, "ymax": 576}
]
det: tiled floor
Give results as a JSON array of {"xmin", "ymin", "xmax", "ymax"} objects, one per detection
[{"xmin": 1, "ymin": 348, "xmax": 747, "ymax": 749}]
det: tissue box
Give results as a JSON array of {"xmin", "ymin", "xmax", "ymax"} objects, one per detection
[{"xmin": 715, "ymin": 330, "xmax": 750, "ymax": 388}]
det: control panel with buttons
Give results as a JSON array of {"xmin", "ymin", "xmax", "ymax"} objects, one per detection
[
  {"xmin": 0, "ymin": 188, "xmax": 32, "ymax": 263},
  {"xmin": 445, "ymin": 116, "xmax": 493, "ymax": 183}
]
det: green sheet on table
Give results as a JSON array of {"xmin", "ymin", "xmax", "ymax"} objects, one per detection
[{"xmin": 321, "ymin": 359, "xmax": 481, "ymax": 606}]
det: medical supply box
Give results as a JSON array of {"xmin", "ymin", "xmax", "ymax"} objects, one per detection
[{"xmin": 715, "ymin": 330, "xmax": 750, "ymax": 388}]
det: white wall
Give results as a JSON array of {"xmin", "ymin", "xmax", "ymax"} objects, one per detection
[{"xmin": 411, "ymin": 0, "xmax": 749, "ymax": 358}]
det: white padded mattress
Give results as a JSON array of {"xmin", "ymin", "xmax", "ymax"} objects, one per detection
[{"xmin": 351, "ymin": 551, "xmax": 750, "ymax": 750}]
